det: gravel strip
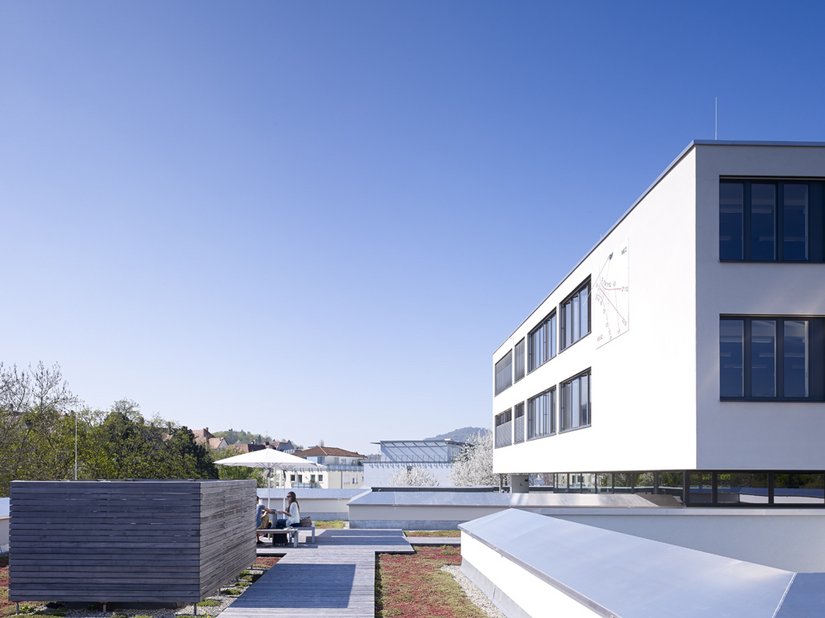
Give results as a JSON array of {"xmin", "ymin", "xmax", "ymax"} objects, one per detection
[
  {"xmin": 20, "ymin": 570, "xmax": 262, "ymax": 618},
  {"xmin": 442, "ymin": 564, "xmax": 506, "ymax": 618}
]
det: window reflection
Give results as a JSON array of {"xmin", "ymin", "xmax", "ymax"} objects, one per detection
[
  {"xmin": 784, "ymin": 320, "xmax": 808, "ymax": 398},
  {"xmin": 720, "ymin": 182, "xmax": 744, "ymax": 260},
  {"xmin": 783, "ymin": 184, "xmax": 808, "ymax": 260},
  {"xmin": 774, "ymin": 473, "xmax": 825, "ymax": 505},
  {"xmin": 720, "ymin": 319, "xmax": 744, "ymax": 397},
  {"xmin": 750, "ymin": 184, "xmax": 776, "ymax": 260},
  {"xmin": 751, "ymin": 320, "xmax": 776, "ymax": 397},
  {"xmin": 717, "ymin": 473, "xmax": 768, "ymax": 505}
]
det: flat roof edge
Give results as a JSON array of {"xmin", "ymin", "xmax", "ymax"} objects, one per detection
[{"xmin": 494, "ymin": 139, "xmax": 825, "ymax": 354}]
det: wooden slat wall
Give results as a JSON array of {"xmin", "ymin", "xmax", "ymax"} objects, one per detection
[
  {"xmin": 9, "ymin": 480, "xmax": 256, "ymax": 604},
  {"xmin": 198, "ymin": 481, "xmax": 257, "ymax": 599}
]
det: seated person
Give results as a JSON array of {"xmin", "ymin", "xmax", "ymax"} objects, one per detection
[
  {"xmin": 255, "ymin": 498, "xmax": 273, "ymax": 543},
  {"xmin": 273, "ymin": 491, "xmax": 301, "ymax": 528}
]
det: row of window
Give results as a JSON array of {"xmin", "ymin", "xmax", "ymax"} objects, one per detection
[
  {"xmin": 526, "ymin": 471, "xmax": 825, "ymax": 507},
  {"xmin": 720, "ymin": 316, "xmax": 825, "ymax": 400},
  {"xmin": 494, "ymin": 369, "xmax": 591, "ymax": 448},
  {"xmin": 720, "ymin": 179, "xmax": 825, "ymax": 262},
  {"xmin": 494, "ymin": 278, "xmax": 591, "ymax": 395}
]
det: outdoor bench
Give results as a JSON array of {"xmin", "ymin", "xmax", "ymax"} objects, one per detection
[{"xmin": 257, "ymin": 525, "xmax": 316, "ymax": 547}]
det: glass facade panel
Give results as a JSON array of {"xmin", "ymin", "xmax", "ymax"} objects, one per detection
[
  {"xmin": 687, "ymin": 472, "xmax": 713, "ymax": 505},
  {"xmin": 571, "ymin": 295, "xmax": 580, "ymax": 341},
  {"xmin": 563, "ymin": 302, "xmax": 573, "ymax": 348},
  {"xmin": 560, "ymin": 281, "xmax": 590, "ymax": 350},
  {"xmin": 783, "ymin": 184, "xmax": 809, "ymax": 260},
  {"xmin": 784, "ymin": 320, "xmax": 809, "ymax": 398},
  {"xmin": 720, "ymin": 319, "xmax": 744, "ymax": 397},
  {"xmin": 720, "ymin": 179, "xmax": 824, "ymax": 263},
  {"xmin": 751, "ymin": 319, "xmax": 776, "ymax": 397},
  {"xmin": 513, "ymin": 402, "xmax": 525, "ymax": 443},
  {"xmin": 528, "ymin": 313, "xmax": 556, "ymax": 372},
  {"xmin": 720, "ymin": 182, "xmax": 744, "ymax": 260},
  {"xmin": 494, "ymin": 351, "xmax": 512, "ymax": 395},
  {"xmin": 717, "ymin": 472, "xmax": 769, "ymax": 505},
  {"xmin": 514, "ymin": 338, "xmax": 525, "ymax": 382},
  {"xmin": 750, "ymin": 183, "xmax": 776, "ymax": 260},
  {"xmin": 560, "ymin": 371, "xmax": 590, "ymax": 431},
  {"xmin": 527, "ymin": 388, "xmax": 555, "ymax": 439},
  {"xmin": 494, "ymin": 409, "xmax": 512, "ymax": 448},
  {"xmin": 774, "ymin": 473, "xmax": 825, "ymax": 505}
]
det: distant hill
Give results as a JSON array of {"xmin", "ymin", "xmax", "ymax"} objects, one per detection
[{"xmin": 425, "ymin": 426, "xmax": 490, "ymax": 442}]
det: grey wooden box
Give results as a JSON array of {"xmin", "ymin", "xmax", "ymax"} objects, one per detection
[{"xmin": 10, "ymin": 479, "xmax": 257, "ymax": 604}]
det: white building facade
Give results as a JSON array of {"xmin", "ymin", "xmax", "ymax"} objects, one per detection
[
  {"xmin": 288, "ymin": 446, "xmax": 366, "ymax": 489},
  {"xmin": 492, "ymin": 141, "xmax": 825, "ymax": 506}
]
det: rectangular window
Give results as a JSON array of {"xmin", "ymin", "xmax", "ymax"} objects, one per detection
[
  {"xmin": 527, "ymin": 388, "xmax": 555, "ymax": 439},
  {"xmin": 717, "ymin": 472, "xmax": 768, "ymax": 505},
  {"xmin": 560, "ymin": 281, "xmax": 590, "ymax": 350},
  {"xmin": 514, "ymin": 338, "xmax": 526, "ymax": 382},
  {"xmin": 720, "ymin": 319, "xmax": 744, "ymax": 397},
  {"xmin": 560, "ymin": 370, "xmax": 591, "ymax": 431},
  {"xmin": 774, "ymin": 473, "xmax": 825, "ymax": 505},
  {"xmin": 528, "ymin": 312, "xmax": 556, "ymax": 372},
  {"xmin": 751, "ymin": 319, "xmax": 776, "ymax": 397},
  {"xmin": 784, "ymin": 320, "xmax": 809, "ymax": 397},
  {"xmin": 720, "ymin": 180, "xmax": 823, "ymax": 262},
  {"xmin": 494, "ymin": 350, "xmax": 512, "ymax": 395},
  {"xmin": 513, "ymin": 402, "xmax": 525, "ymax": 443},
  {"xmin": 783, "ymin": 184, "xmax": 809, "ymax": 260},
  {"xmin": 720, "ymin": 316, "xmax": 822, "ymax": 400},
  {"xmin": 751, "ymin": 184, "xmax": 776, "ymax": 260},
  {"xmin": 720, "ymin": 182, "xmax": 744, "ymax": 260},
  {"xmin": 494, "ymin": 409, "xmax": 512, "ymax": 448}
]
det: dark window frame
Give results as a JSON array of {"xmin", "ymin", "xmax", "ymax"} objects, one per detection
[
  {"xmin": 560, "ymin": 369, "xmax": 591, "ymax": 433},
  {"xmin": 494, "ymin": 350, "xmax": 513, "ymax": 395},
  {"xmin": 528, "ymin": 312, "xmax": 556, "ymax": 373},
  {"xmin": 527, "ymin": 387, "xmax": 556, "ymax": 440},
  {"xmin": 514, "ymin": 338, "xmax": 526, "ymax": 382},
  {"xmin": 513, "ymin": 402, "xmax": 525, "ymax": 444},
  {"xmin": 719, "ymin": 178, "xmax": 825, "ymax": 263},
  {"xmin": 494, "ymin": 409, "xmax": 513, "ymax": 449},
  {"xmin": 560, "ymin": 279, "xmax": 591, "ymax": 352},
  {"xmin": 720, "ymin": 315, "xmax": 825, "ymax": 402}
]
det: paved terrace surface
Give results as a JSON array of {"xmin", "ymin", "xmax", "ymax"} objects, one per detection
[{"xmin": 219, "ymin": 529, "xmax": 414, "ymax": 618}]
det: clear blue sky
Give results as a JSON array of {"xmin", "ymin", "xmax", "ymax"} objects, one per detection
[{"xmin": 2, "ymin": 1, "xmax": 824, "ymax": 455}]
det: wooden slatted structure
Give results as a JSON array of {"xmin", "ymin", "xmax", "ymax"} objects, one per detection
[{"xmin": 10, "ymin": 480, "xmax": 256, "ymax": 604}]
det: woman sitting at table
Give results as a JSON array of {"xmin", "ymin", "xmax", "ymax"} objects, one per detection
[{"xmin": 274, "ymin": 491, "xmax": 301, "ymax": 527}]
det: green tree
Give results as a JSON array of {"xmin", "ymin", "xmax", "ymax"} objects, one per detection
[{"xmin": 0, "ymin": 362, "xmax": 78, "ymax": 494}]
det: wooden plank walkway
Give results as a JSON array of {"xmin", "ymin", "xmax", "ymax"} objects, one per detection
[{"xmin": 219, "ymin": 529, "xmax": 413, "ymax": 618}]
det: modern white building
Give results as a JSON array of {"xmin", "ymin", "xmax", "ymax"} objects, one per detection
[
  {"xmin": 492, "ymin": 141, "xmax": 825, "ymax": 507},
  {"xmin": 290, "ymin": 445, "xmax": 366, "ymax": 489}
]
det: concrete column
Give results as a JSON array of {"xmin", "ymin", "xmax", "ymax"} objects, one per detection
[{"xmin": 510, "ymin": 474, "xmax": 529, "ymax": 494}]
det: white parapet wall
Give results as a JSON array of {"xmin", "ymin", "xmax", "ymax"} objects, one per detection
[
  {"xmin": 461, "ymin": 509, "xmax": 825, "ymax": 618},
  {"xmin": 549, "ymin": 507, "xmax": 825, "ymax": 572},
  {"xmin": 258, "ymin": 487, "xmax": 367, "ymax": 521},
  {"xmin": 348, "ymin": 490, "xmax": 656, "ymax": 529}
]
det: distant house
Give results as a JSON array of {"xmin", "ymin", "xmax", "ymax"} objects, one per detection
[
  {"xmin": 363, "ymin": 439, "xmax": 466, "ymax": 487},
  {"xmin": 273, "ymin": 439, "xmax": 296, "ymax": 454},
  {"xmin": 230, "ymin": 439, "xmax": 296, "ymax": 454},
  {"xmin": 290, "ymin": 446, "xmax": 366, "ymax": 489},
  {"xmin": 192, "ymin": 428, "xmax": 228, "ymax": 451}
]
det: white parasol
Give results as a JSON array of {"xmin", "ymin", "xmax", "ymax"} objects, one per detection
[{"xmin": 214, "ymin": 447, "xmax": 324, "ymax": 507}]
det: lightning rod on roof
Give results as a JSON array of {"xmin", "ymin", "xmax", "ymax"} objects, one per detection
[{"xmin": 715, "ymin": 97, "xmax": 718, "ymax": 140}]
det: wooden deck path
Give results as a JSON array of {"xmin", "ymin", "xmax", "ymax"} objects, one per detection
[{"xmin": 218, "ymin": 529, "xmax": 414, "ymax": 618}]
